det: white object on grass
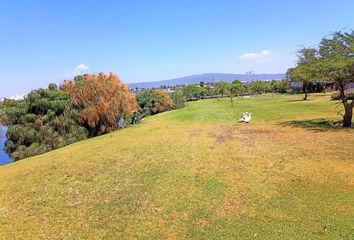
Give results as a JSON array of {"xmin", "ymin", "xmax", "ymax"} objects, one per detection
[
  {"xmin": 238, "ymin": 112, "xmax": 252, "ymax": 123},
  {"xmin": 238, "ymin": 112, "xmax": 246, "ymax": 122},
  {"xmin": 244, "ymin": 113, "xmax": 252, "ymax": 123}
]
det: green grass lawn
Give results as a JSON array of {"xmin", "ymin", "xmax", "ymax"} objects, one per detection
[{"xmin": 1, "ymin": 93, "xmax": 353, "ymax": 239}]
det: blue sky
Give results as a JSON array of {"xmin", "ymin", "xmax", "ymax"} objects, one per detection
[{"xmin": 0, "ymin": 0, "xmax": 353, "ymax": 97}]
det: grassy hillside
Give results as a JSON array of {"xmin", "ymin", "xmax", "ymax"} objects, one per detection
[{"xmin": 1, "ymin": 94, "xmax": 353, "ymax": 239}]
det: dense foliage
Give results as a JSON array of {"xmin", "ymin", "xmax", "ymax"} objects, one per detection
[
  {"xmin": 228, "ymin": 80, "xmax": 247, "ymax": 106},
  {"xmin": 136, "ymin": 90, "xmax": 174, "ymax": 117},
  {"xmin": 249, "ymin": 81, "xmax": 270, "ymax": 94},
  {"xmin": 214, "ymin": 81, "xmax": 229, "ymax": 98},
  {"xmin": 0, "ymin": 73, "xmax": 141, "ymax": 161},
  {"xmin": 0, "ymin": 85, "xmax": 88, "ymax": 160},
  {"xmin": 288, "ymin": 30, "xmax": 354, "ymax": 127},
  {"xmin": 63, "ymin": 73, "xmax": 138, "ymax": 136},
  {"xmin": 170, "ymin": 90, "xmax": 187, "ymax": 109},
  {"xmin": 182, "ymin": 84, "xmax": 203, "ymax": 100}
]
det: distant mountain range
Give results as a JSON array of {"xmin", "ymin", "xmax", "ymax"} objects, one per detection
[{"xmin": 128, "ymin": 73, "xmax": 285, "ymax": 89}]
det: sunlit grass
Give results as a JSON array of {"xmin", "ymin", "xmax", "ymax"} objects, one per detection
[{"xmin": 1, "ymin": 93, "xmax": 353, "ymax": 239}]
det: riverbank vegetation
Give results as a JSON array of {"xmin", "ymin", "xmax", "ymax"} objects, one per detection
[
  {"xmin": 0, "ymin": 86, "xmax": 87, "ymax": 160},
  {"xmin": 0, "ymin": 73, "xmax": 182, "ymax": 161}
]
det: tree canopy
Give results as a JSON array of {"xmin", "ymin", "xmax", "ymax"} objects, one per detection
[
  {"xmin": 136, "ymin": 90, "xmax": 174, "ymax": 117},
  {"xmin": 214, "ymin": 81, "xmax": 229, "ymax": 98},
  {"xmin": 288, "ymin": 30, "xmax": 354, "ymax": 127},
  {"xmin": 0, "ymin": 84, "xmax": 88, "ymax": 160},
  {"xmin": 63, "ymin": 73, "xmax": 138, "ymax": 136}
]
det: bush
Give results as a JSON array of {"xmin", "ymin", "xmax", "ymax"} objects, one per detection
[
  {"xmin": 0, "ymin": 86, "xmax": 88, "ymax": 161},
  {"xmin": 20, "ymin": 113, "xmax": 38, "ymax": 124},
  {"xmin": 0, "ymin": 72, "xmax": 139, "ymax": 161},
  {"xmin": 170, "ymin": 90, "xmax": 186, "ymax": 109},
  {"xmin": 137, "ymin": 90, "xmax": 174, "ymax": 117}
]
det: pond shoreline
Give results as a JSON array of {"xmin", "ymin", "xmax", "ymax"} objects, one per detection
[{"xmin": 0, "ymin": 125, "xmax": 13, "ymax": 166}]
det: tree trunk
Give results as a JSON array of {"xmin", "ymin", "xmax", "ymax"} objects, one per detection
[
  {"xmin": 343, "ymin": 103, "xmax": 353, "ymax": 128},
  {"xmin": 230, "ymin": 92, "xmax": 234, "ymax": 106},
  {"xmin": 338, "ymin": 80, "xmax": 353, "ymax": 128},
  {"xmin": 303, "ymin": 82, "xmax": 308, "ymax": 100}
]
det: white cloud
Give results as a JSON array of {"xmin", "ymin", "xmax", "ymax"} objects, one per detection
[
  {"xmin": 75, "ymin": 64, "xmax": 89, "ymax": 71},
  {"xmin": 239, "ymin": 50, "xmax": 272, "ymax": 60},
  {"xmin": 9, "ymin": 93, "xmax": 26, "ymax": 100},
  {"xmin": 64, "ymin": 64, "xmax": 90, "ymax": 78}
]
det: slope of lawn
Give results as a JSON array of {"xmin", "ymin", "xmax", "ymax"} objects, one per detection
[{"xmin": 1, "ymin": 93, "xmax": 353, "ymax": 239}]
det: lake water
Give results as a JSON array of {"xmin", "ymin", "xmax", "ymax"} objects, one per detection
[{"xmin": 0, "ymin": 125, "xmax": 13, "ymax": 166}]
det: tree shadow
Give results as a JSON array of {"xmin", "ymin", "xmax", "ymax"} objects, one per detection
[
  {"xmin": 279, "ymin": 119, "xmax": 347, "ymax": 132},
  {"xmin": 286, "ymin": 99, "xmax": 314, "ymax": 102}
]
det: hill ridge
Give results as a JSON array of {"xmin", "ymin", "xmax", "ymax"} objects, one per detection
[{"xmin": 128, "ymin": 73, "xmax": 285, "ymax": 88}]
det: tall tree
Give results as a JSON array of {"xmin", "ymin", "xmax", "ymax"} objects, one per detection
[
  {"xmin": 228, "ymin": 80, "xmax": 246, "ymax": 106},
  {"xmin": 270, "ymin": 80, "xmax": 279, "ymax": 97},
  {"xmin": 214, "ymin": 81, "xmax": 229, "ymax": 98},
  {"xmin": 250, "ymin": 81, "xmax": 269, "ymax": 94},
  {"xmin": 317, "ymin": 31, "xmax": 354, "ymax": 127},
  {"xmin": 289, "ymin": 30, "xmax": 354, "ymax": 127},
  {"xmin": 290, "ymin": 48, "xmax": 319, "ymax": 100},
  {"xmin": 182, "ymin": 84, "xmax": 201, "ymax": 100},
  {"xmin": 63, "ymin": 73, "xmax": 138, "ymax": 136}
]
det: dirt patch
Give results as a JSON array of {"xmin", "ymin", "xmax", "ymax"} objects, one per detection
[
  {"xmin": 209, "ymin": 125, "xmax": 235, "ymax": 144},
  {"xmin": 238, "ymin": 127, "xmax": 272, "ymax": 136}
]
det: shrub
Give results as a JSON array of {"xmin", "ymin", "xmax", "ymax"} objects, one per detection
[
  {"xmin": 170, "ymin": 90, "xmax": 186, "ymax": 109},
  {"xmin": 0, "ymin": 85, "xmax": 88, "ymax": 161},
  {"xmin": 137, "ymin": 90, "xmax": 174, "ymax": 117}
]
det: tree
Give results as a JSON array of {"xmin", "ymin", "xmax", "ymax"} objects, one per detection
[
  {"xmin": 278, "ymin": 79, "xmax": 291, "ymax": 94},
  {"xmin": 214, "ymin": 81, "xmax": 229, "ymax": 98},
  {"xmin": 289, "ymin": 48, "xmax": 319, "ymax": 100},
  {"xmin": 48, "ymin": 83, "xmax": 58, "ymax": 91},
  {"xmin": 316, "ymin": 31, "xmax": 354, "ymax": 127},
  {"xmin": 199, "ymin": 87, "xmax": 209, "ymax": 98},
  {"xmin": 228, "ymin": 80, "xmax": 246, "ymax": 106},
  {"xmin": 290, "ymin": 30, "xmax": 354, "ymax": 127},
  {"xmin": 170, "ymin": 90, "xmax": 186, "ymax": 109},
  {"xmin": 183, "ymin": 84, "xmax": 201, "ymax": 100},
  {"xmin": 250, "ymin": 81, "xmax": 268, "ymax": 94},
  {"xmin": 63, "ymin": 73, "xmax": 138, "ymax": 136},
  {"xmin": 136, "ymin": 90, "xmax": 174, "ymax": 116},
  {"xmin": 270, "ymin": 80, "xmax": 280, "ymax": 97},
  {"xmin": 0, "ymin": 84, "xmax": 88, "ymax": 161}
]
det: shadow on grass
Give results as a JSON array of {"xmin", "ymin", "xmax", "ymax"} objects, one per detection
[
  {"xmin": 286, "ymin": 99, "xmax": 314, "ymax": 102},
  {"xmin": 279, "ymin": 119, "xmax": 348, "ymax": 132}
]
